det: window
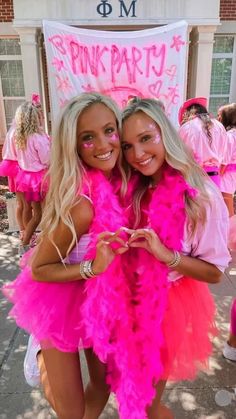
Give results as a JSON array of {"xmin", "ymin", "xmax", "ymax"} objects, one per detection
[
  {"xmin": 209, "ymin": 36, "xmax": 235, "ymax": 116},
  {"xmin": 0, "ymin": 39, "xmax": 25, "ymax": 132}
]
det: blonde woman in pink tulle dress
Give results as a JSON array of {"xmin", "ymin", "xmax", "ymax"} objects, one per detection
[{"xmin": 13, "ymin": 101, "xmax": 51, "ymax": 248}]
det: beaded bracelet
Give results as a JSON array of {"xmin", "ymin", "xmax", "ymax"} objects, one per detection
[{"xmin": 166, "ymin": 250, "xmax": 181, "ymax": 268}]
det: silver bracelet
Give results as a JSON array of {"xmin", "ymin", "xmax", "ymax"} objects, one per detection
[
  {"xmin": 80, "ymin": 259, "xmax": 96, "ymax": 279},
  {"xmin": 166, "ymin": 250, "xmax": 181, "ymax": 268},
  {"xmin": 79, "ymin": 260, "xmax": 89, "ymax": 279}
]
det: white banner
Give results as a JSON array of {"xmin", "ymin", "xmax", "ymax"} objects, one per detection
[{"xmin": 43, "ymin": 20, "xmax": 188, "ymax": 126}]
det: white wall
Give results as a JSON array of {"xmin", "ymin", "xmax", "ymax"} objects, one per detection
[{"xmin": 13, "ymin": 0, "xmax": 220, "ymax": 27}]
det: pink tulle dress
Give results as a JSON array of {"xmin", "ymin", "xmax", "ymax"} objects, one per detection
[
  {"xmin": 132, "ymin": 177, "xmax": 230, "ymax": 386},
  {"xmin": 220, "ymin": 128, "xmax": 236, "ymax": 194},
  {"xmin": 15, "ymin": 132, "xmax": 51, "ymax": 201},
  {"xmin": 3, "ymin": 232, "xmax": 91, "ymax": 351},
  {"xmin": 0, "ymin": 124, "xmax": 19, "ymax": 192},
  {"xmin": 2, "ymin": 171, "xmax": 128, "ymax": 354},
  {"xmin": 161, "ymin": 193, "xmax": 230, "ymax": 381}
]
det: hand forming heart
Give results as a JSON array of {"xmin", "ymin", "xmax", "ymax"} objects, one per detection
[{"xmin": 119, "ymin": 227, "xmax": 173, "ymax": 263}]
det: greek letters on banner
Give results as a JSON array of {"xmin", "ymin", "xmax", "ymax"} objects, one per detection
[{"xmin": 43, "ymin": 20, "xmax": 188, "ymax": 127}]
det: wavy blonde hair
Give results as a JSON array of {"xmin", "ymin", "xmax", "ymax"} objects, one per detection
[
  {"xmin": 40, "ymin": 92, "xmax": 126, "ymax": 255},
  {"xmin": 14, "ymin": 101, "xmax": 42, "ymax": 149},
  {"xmin": 122, "ymin": 97, "xmax": 211, "ymax": 231}
]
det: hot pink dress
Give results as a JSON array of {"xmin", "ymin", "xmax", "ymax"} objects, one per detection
[
  {"xmin": 2, "ymin": 170, "xmax": 128, "ymax": 354},
  {"xmin": 15, "ymin": 132, "xmax": 51, "ymax": 202},
  {"xmin": 162, "ymin": 181, "xmax": 230, "ymax": 381},
  {"xmin": 220, "ymin": 128, "xmax": 236, "ymax": 194},
  {"xmin": 0, "ymin": 124, "xmax": 19, "ymax": 192}
]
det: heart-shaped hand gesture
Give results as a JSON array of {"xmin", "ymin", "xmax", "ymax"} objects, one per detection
[
  {"xmin": 121, "ymin": 227, "xmax": 173, "ymax": 264},
  {"xmin": 92, "ymin": 230, "xmax": 129, "ymax": 275}
]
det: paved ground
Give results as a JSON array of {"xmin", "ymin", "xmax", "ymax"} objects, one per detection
[{"xmin": 0, "ymin": 232, "xmax": 236, "ymax": 419}]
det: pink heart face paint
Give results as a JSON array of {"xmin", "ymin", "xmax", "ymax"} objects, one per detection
[
  {"xmin": 82, "ymin": 142, "xmax": 94, "ymax": 148},
  {"xmin": 152, "ymin": 134, "xmax": 161, "ymax": 145},
  {"xmin": 109, "ymin": 133, "xmax": 119, "ymax": 141},
  {"xmin": 76, "ymin": 103, "xmax": 120, "ymax": 174}
]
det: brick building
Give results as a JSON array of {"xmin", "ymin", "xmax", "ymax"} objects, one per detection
[{"xmin": 0, "ymin": 0, "xmax": 236, "ymax": 152}]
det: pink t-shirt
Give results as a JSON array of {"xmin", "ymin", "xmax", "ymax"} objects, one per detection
[
  {"xmin": 16, "ymin": 132, "xmax": 51, "ymax": 172},
  {"xmin": 222, "ymin": 128, "xmax": 236, "ymax": 165},
  {"xmin": 2, "ymin": 125, "xmax": 17, "ymax": 161},
  {"xmin": 169, "ymin": 181, "xmax": 231, "ymax": 281},
  {"xmin": 179, "ymin": 117, "xmax": 228, "ymax": 168}
]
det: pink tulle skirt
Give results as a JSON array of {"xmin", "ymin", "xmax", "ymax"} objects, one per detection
[
  {"xmin": 16, "ymin": 168, "xmax": 48, "ymax": 202},
  {"xmin": 161, "ymin": 276, "xmax": 217, "ymax": 381},
  {"xmin": 2, "ymin": 265, "xmax": 89, "ymax": 352},
  {"xmin": 0, "ymin": 159, "xmax": 19, "ymax": 192}
]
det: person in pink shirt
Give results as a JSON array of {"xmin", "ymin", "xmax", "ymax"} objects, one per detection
[
  {"xmin": 0, "ymin": 121, "xmax": 32, "ymax": 240},
  {"xmin": 217, "ymin": 103, "xmax": 236, "ymax": 216},
  {"xmin": 121, "ymin": 97, "xmax": 230, "ymax": 418},
  {"xmin": 178, "ymin": 97, "xmax": 228, "ymax": 188},
  {"xmin": 217, "ymin": 103, "xmax": 236, "ymax": 362},
  {"xmin": 14, "ymin": 100, "xmax": 51, "ymax": 248},
  {"xmin": 223, "ymin": 298, "xmax": 236, "ymax": 362}
]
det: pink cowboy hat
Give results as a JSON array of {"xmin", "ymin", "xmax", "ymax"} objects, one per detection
[{"xmin": 178, "ymin": 97, "xmax": 207, "ymax": 125}]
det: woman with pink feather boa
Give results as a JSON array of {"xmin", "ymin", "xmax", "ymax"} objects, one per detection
[
  {"xmin": 2, "ymin": 92, "xmax": 130, "ymax": 419},
  {"xmin": 117, "ymin": 97, "xmax": 231, "ymax": 418},
  {"xmin": 2, "ymin": 94, "xmax": 231, "ymax": 419}
]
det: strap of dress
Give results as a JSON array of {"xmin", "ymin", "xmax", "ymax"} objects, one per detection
[
  {"xmin": 51, "ymin": 241, "xmax": 68, "ymax": 269},
  {"xmin": 80, "ymin": 193, "xmax": 93, "ymax": 205}
]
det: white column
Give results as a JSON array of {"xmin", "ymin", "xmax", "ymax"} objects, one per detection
[
  {"xmin": 15, "ymin": 27, "xmax": 42, "ymax": 101},
  {"xmin": 188, "ymin": 25, "xmax": 217, "ymax": 101}
]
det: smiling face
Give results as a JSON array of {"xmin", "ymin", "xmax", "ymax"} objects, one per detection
[
  {"xmin": 77, "ymin": 103, "xmax": 120, "ymax": 176},
  {"xmin": 122, "ymin": 111, "xmax": 166, "ymax": 181}
]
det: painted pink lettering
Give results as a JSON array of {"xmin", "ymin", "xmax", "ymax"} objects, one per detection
[
  {"xmin": 144, "ymin": 45, "xmax": 166, "ymax": 78},
  {"xmin": 95, "ymin": 46, "xmax": 109, "ymax": 73},
  {"xmin": 131, "ymin": 47, "xmax": 143, "ymax": 83},
  {"xmin": 143, "ymin": 46, "xmax": 153, "ymax": 78},
  {"xmin": 151, "ymin": 44, "xmax": 166, "ymax": 77},
  {"xmin": 111, "ymin": 45, "xmax": 120, "ymax": 83},
  {"xmin": 69, "ymin": 41, "xmax": 80, "ymax": 74},
  {"xmin": 116, "ymin": 48, "xmax": 132, "ymax": 84},
  {"xmin": 49, "ymin": 35, "xmax": 66, "ymax": 55},
  {"xmin": 83, "ymin": 46, "xmax": 97, "ymax": 76}
]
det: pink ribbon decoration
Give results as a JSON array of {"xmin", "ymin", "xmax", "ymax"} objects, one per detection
[{"xmin": 31, "ymin": 94, "xmax": 41, "ymax": 107}]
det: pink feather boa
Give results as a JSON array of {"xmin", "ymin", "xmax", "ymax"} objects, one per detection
[{"xmin": 82, "ymin": 165, "xmax": 197, "ymax": 418}]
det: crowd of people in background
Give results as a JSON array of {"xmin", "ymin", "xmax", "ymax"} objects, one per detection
[
  {"xmin": 0, "ymin": 92, "xmax": 236, "ymax": 419},
  {"xmin": 0, "ymin": 94, "xmax": 51, "ymax": 254}
]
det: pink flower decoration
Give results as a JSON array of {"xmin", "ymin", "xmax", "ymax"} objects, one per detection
[{"xmin": 31, "ymin": 94, "xmax": 41, "ymax": 106}]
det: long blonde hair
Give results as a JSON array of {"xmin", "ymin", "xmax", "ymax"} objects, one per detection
[
  {"xmin": 14, "ymin": 101, "xmax": 42, "ymax": 149},
  {"xmin": 40, "ymin": 92, "xmax": 125, "ymax": 254},
  {"xmin": 122, "ymin": 97, "xmax": 211, "ymax": 230}
]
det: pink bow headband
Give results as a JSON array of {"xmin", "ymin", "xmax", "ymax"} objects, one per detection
[{"xmin": 31, "ymin": 94, "xmax": 41, "ymax": 107}]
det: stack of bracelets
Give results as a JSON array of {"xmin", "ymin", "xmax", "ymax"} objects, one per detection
[
  {"xmin": 79, "ymin": 259, "xmax": 96, "ymax": 279},
  {"xmin": 166, "ymin": 250, "xmax": 182, "ymax": 268}
]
